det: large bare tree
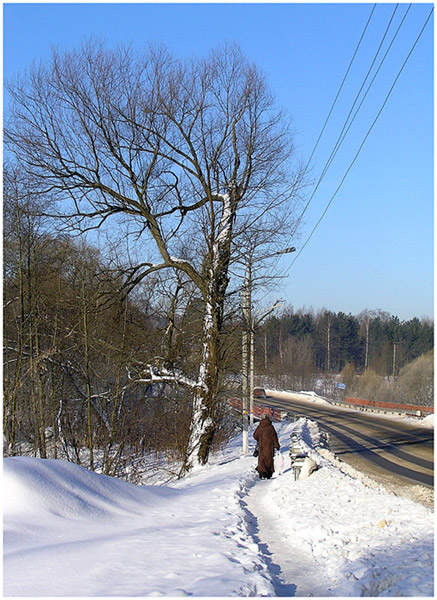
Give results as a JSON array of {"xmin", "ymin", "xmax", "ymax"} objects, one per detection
[{"xmin": 5, "ymin": 41, "xmax": 304, "ymax": 471}]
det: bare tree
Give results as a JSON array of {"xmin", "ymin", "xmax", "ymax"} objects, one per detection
[
  {"xmin": 358, "ymin": 309, "xmax": 375, "ymax": 371},
  {"xmin": 5, "ymin": 41, "xmax": 304, "ymax": 471},
  {"xmin": 318, "ymin": 310, "xmax": 335, "ymax": 371},
  {"xmin": 3, "ymin": 166, "xmax": 57, "ymax": 457},
  {"xmin": 358, "ymin": 309, "xmax": 390, "ymax": 371}
]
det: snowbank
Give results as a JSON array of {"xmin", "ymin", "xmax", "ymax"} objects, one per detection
[
  {"xmin": 4, "ymin": 418, "xmax": 434, "ymax": 597},
  {"xmin": 266, "ymin": 388, "xmax": 332, "ymax": 406},
  {"xmin": 260, "ymin": 419, "xmax": 434, "ymax": 596},
  {"xmin": 421, "ymin": 413, "xmax": 434, "ymax": 428},
  {"xmin": 4, "ymin": 455, "xmax": 273, "ymax": 597}
]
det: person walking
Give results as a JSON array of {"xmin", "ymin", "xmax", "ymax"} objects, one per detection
[{"xmin": 253, "ymin": 413, "xmax": 280, "ymax": 479}]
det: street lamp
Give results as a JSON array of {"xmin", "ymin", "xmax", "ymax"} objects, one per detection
[
  {"xmin": 241, "ymin": 245, "xmax": 296, "ymax": 454},
  {"xmin": 249, "ymin": 299, "xmax": 285, "ymax": 426}
]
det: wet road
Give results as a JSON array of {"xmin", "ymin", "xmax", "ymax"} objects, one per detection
[{"xmin": 264, "ymin": 392, "xmax": 434, "ymax": 489}]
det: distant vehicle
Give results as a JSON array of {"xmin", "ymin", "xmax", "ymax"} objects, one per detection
[{"xmin": 253, "ymin": 387, "xmax": 267, "ymax": 399}]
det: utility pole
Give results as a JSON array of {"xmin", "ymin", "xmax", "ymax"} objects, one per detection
[
  {"xmin": 241, "ymin": 246, "xmax": 296, "ymax": 451},
  {"xmin": 247, "ymin": 263, "xmax": 254, "ymax": 427},
  {"xmin": 365, "ymin": 318, "xmax": 370, "ymax": 371},
  {"xmin": 250, "ymin": 317, "xmax": 255, "ymax": 425},
  {"xmin": 264, "ymin": 330, "xmax": 268, "ymax": 371},
  {"xmin": 241, "ymin": 278, "xmax": 249, "ymax": 455}
]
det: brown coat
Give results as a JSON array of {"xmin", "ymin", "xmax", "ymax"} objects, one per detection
[{"xmin": 253, "ymin": 418, "xmax": 280, "ymax": 477}]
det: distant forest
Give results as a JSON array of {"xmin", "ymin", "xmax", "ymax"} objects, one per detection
[
  {"xmin": 257, "ymin": 307, "xmax": 433, "ymax": 377},
  {"xmin": 255, "ymin": 307, "xmax": 433, "ymax": 409}
]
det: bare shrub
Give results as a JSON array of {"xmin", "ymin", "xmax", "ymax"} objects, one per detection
[
  {"xmin": 351, "ymin": 369, "xmax": 394, "ymax": 404},
  {"xmin": 395, "ymin": 350, "xmax": 434, "ymax": 407},
  {"xmin": 340, "ymin": 362, "xmax": 356, "ymax": 390}
]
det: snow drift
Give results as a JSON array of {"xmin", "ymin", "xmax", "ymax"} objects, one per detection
[{"xmin": 3, "ymin": 418, "xmax": 434, "ymax": 597}]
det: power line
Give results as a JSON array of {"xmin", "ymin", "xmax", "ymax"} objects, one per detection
[
  {"xmin": 303, "ymin": 4, "xmax": 377, "ymax": 176},
  {"xmin": 286, "ymin": 5, "xmax": 434, "ymax": 274},
  {"xmin": 293, "ymin": 4, "xmax": 399, "ymax": 240},
  {"xmin": 262, "ymin": 4, "xmax": 401, "ymax": 303},
  {"xmin": 255, "ymin": 5, "xmax": 431, "ymax": 309},
  {"xmin": 289, "ymin": 4, "xmax": 377, "ymax": 238},
  {"xmin": 321, "ymin": 4, "xmax": 412, "ymax": 181}
]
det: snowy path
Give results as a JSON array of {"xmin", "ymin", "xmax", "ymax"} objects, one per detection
[
  {"xmin": 245, "ymin": 478, "xmax": 334, "ymax": 596},
  {"xmin": 242, "ymin": 418, "xmax": 434, "ymax": 597},
  {"xmin": 3, "ymin": 416, "xmax": 434, "ymax": 597}
]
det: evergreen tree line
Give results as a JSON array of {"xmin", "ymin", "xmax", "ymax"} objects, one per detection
[
  {"xmin": 255, "ymin": 307, "xmax": 434, "ymax": 406},
  {"xmin": 259, "ymin": 307, "xmax": 433, "ymax": 375}
]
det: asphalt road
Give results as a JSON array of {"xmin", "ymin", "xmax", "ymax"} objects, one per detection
[{"xmin": 264, "ymin": 391, "xmax": 434, "ymax": 490}]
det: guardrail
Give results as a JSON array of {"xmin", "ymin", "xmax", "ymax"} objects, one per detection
[
  {"xmin": 344, "ymin": 397, "xmax": 434, "ymax": 417},
  {"xmin": 329, "ymin": 397, "xmax": 434, "ymax": 417}
]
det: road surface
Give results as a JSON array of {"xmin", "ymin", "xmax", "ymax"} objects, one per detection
[{"xmin": 263, "ymin": 391, "xmax": 434, "ymax": 492}]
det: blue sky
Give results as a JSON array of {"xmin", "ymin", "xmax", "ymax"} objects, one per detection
[{"xmin": 3, "ymin": 2, "xmax": 434, "ymax": 321}]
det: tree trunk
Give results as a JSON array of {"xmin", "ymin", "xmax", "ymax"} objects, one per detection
[
  {"xmin": 81, "ymin": 273, "xmax": 94, "ymax": 470},
  {"xmin": 181, "ymin": 194, "xmax": 235, "ymax": 473},
  {"xmin": 4, "ymin": 198, "xmax": 26, "ymax": 455},
  {"xmin": 365, "ymin": 320, "xmax": 370, "ymax": 371}
]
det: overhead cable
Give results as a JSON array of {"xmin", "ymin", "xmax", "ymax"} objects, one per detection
[
  {"xmin": 321, "ymin": 4, "xmax": 412, "ymax": 181},
  {"xmin": 303, "ymin": 4, "xmax": 377, "ymax": 176},
  {"xmin": 290, "ymin": 4, "xmax": 377, "ymax": 238},
  {"xmin": 285, "ymin": 5, "xmax": 434, "ymax": 274},
  {"xmin": 294, "ymin": 3, "xmax": 400, "ymax": 240}
]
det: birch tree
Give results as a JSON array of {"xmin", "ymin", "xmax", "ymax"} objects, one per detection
[
  {"xmin": 358, "ymin": 309, "xmax": 377, "ymax": 371},
  {"xmin": 5, "ymin": 41, "xmax": 304, "ymax": 471},
  {"xmin": 318, "ymin": 310, "xmax": 335, "ymax": 371}
]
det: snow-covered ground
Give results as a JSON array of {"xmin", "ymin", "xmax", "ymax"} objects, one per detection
[{"xmin": 4, "ymin": 417, "xmax": 434, "ymax": 597}]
